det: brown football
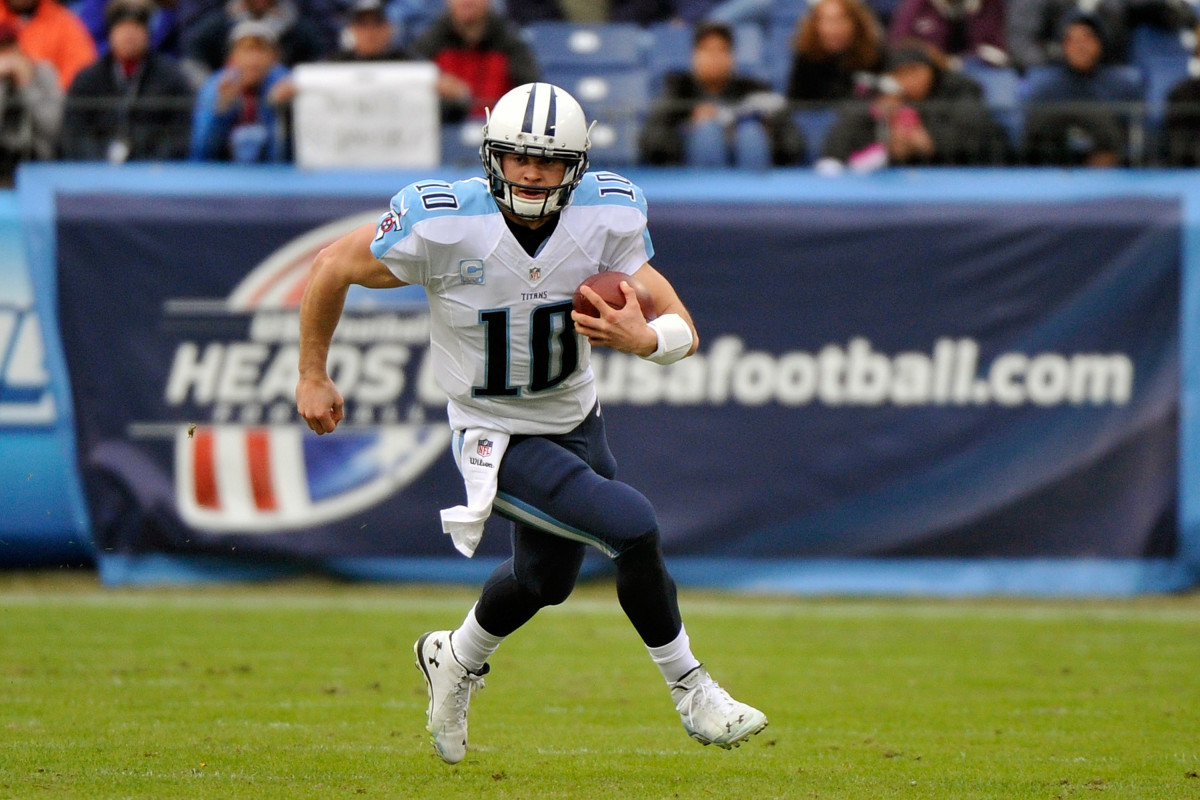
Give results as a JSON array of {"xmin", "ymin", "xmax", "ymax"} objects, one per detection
[{"xmin": 572, "ymin": 272, "xmax": 658, "ymax": 320}]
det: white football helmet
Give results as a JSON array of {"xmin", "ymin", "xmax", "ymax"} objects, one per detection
[{"xmin": 480, "ymin": 82, "xmax": 594, "ymax": 219}]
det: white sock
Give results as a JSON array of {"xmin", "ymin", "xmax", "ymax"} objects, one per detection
[
  {"xmin": 646, "ymin": 625, "xmax": 701, "ymax": 684},
  {"xmin": 449, "ymin": 604, "xmax": 504, "ymax": 673}
]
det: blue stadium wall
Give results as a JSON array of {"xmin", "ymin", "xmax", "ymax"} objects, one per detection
[{"xmin": 3, "ymin": 163, "xmax": 1200, "ymax": 595}]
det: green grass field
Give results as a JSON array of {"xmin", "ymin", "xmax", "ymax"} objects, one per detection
[{"xmin": 2, "ymin": 571, "xmax": 1199, "ymax": 800}]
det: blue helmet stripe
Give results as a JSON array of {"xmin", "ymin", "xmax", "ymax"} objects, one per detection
[
  {"xmin": 545, "ymin": 87, "xmax": 557, "ymax": 135},
  {"xmin": 521, "ymin": 84, "xmax": 537, "ymax": 133}
]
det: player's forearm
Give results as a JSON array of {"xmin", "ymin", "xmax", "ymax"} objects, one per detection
[{"xmin": 297, "ymin": 254, "xmax": 351, "ymax": 380}]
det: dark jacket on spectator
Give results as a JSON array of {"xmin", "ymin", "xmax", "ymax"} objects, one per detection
[
  {"xmin": 184, "ymin": 0, "xmax": 327, "ymax": 71},
  {"xmin": 787, "ymin": 51, "xmax": 883, "ymax": 103},
  {"xmin": 1020, "ymin": 62, "xmax": 1142, "ymax": 165},
  {"xmin": 608, "ymin": 0, "xmax": 675, "ymax": 24},
  {"xmin": 410, "ymin": 11, "xmax": 538, "ymax": 122},
  {"xmin": 1164, "ymin": 75, "xmax": 1200, "ymax": 166},
  {"xmin": 62, "ymin": 51, "xmax": 194, "ymax": 160},
  {"xmin": 505, "ymin": 0, "xmax": 564, "ymax": 25},
  {"xmin": 639, "ymin": 71, "xmax": 807, "ymax": 165},
  {"xmin": 822, "ymin": 67, "xmax": 1008, "ymax": 164}
]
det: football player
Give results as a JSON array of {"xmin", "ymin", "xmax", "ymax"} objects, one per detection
[{"xmin": 296, "ymin": 82, "xmax": 767, "ymax": 764}]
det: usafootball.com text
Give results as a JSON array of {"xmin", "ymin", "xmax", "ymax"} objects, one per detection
[{"xmin": 592, "ymin": 336, "xmax": 1132, "ymax": 408}]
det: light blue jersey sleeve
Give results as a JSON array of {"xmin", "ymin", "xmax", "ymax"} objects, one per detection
[
  {"xmin": 369, "ymin": 178, "xmax": 495, "ymax": 285},
  {"xmin": 571, "ymin": 171, "xmax": 655, "ymax": 271}
]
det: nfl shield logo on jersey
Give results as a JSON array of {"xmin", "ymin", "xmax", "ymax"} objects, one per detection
[
  {"xmin": 477, "ymin": 438, "xmax": 493, "ymax": 457},
  {"xmin": 528, "ymin": 266, "xmax": 541, "ymax": 281}
]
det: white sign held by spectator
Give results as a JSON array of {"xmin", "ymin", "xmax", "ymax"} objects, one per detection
[{"xmin": 292, "ymin": 62, "xmax": 439, "ymax": 168}]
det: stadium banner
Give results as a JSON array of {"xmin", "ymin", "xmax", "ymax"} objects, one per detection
[
  {"xmin": 0, "ymin": 191, "xmax": 91, "ymax": 566},
  {"xmin": 19, "ymin": 165, "xmax": 1200, "ymax": 592}
]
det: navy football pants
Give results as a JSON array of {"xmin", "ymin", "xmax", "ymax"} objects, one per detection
[{"xmin": 473, "ymin": 405, "xmax": 683, "ymax": 647}]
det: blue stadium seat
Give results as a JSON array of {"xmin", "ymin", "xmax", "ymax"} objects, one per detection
[
  {"xmin": 961, "ymin": 59, "xmax": 1019, "ymax": 108},
  {"xmin": 524, "ymin": 22, "xmax": 644, "ymax": 68},
  {"xmin": 766, "ymin": 22, "xmax": 796, "ymax": 93},
  {"xmin": 1130, "ymin": 24, "xmax": 1192, "ymax": 72},
  {"xmin": 961, "ymin": 60, "xmax": 1022, "ymax": 142},
  {"xmin": 770, "ymin": 0, "xmax": 807, "ymax": 28},
  {"xmin": 542, "ymin": 67, "xmax": 650, "ymax": 113},
  {"xmin": 1142, "ymin": 54, "xmax": 1192, "ymax": 130},
  {"xmin": 586, "ymin": 118, "xmax": 643, "ymax": 167},
  {"xmin": 793, "ymin": 107, "xmax": 838, "ymax": 163},
  {"xmin": 645, "ymin": 22, "xmax": 693, "ymax": 91},
  {"xmin": 733, "ymin": 22, "xmax": 770, "ymax": 82}
]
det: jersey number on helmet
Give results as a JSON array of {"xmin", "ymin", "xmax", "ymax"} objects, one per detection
[{"xmin": 473, "ymin": 301, "xmax": 578, "ymax": 397}]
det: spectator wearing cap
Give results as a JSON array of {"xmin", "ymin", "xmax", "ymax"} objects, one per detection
[
  {"xmin": 184, "ymin": 0, "xmax": 327, "ymax": 75},
  {"xmin": 639, "ymin": 21, "xmax": 805, "ymax": 167},
  {"xmin": 327, "ymin": 0, "xmax": 412, "ymax": 61},
  {"xmin": 62, "ymin": 0, "xmax": 195, "ymax": 161},
  {"xmin": 409, "ymin": 0, "xmax": 539, "ymax": 122},
  {"xmin": 190, "ymin": 19, "xmax": 294, "ymax": 161},
  {"xmin": 820, "ymin": 40, "xmax": 1008, "ymax": 167},
  {"xmin": 0, "ymin": 0, "xmax": 97, "ymax": 89},
  {"xmin": 0, "ymin": 18, "xmax": 61, "ymax": 184},
  {"xmin": 1021, "ymin": 12, "xmax": 1142, "ymax": 166}
]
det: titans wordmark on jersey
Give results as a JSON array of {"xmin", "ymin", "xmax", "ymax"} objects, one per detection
[{"xmin": 370, "ymin": 172, "xmax": 654, "ymax": 436}]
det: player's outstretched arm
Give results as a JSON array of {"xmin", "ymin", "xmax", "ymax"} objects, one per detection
[{"xmin": 296, "ymin": 222, "xmax": 407, "ymax": 434}]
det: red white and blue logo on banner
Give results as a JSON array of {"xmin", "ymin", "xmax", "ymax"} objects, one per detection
[{"xmin": 167, "ymin": 212, "xmax": 449, "ymax": 533}]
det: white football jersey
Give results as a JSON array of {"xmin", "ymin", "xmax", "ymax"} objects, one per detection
[{"xmin": 370, "ymin": 171, "xmax": 654, "ymax": 435}]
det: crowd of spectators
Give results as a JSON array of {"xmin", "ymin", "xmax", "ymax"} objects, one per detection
[{"xmin": 0, "ymin": 0, "xmax": 1197, "ymax": 183}]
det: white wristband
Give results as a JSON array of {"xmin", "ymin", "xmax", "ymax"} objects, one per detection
[{"xmin": 643, "ymin": 313, "xmax": 693, "ymax": 365}]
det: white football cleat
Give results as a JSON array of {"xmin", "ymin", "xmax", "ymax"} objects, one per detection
[
  {"xmin": 414, "ymin": 631, "xmax": 488, "ymax": 764},
  {"xmin": 670, "ymin": 665, "xmax": 768, "ymax": 749}
]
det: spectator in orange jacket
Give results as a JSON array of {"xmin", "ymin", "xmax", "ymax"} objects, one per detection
[{"xmin": 0, "ymin": 0, "xmax": 97, "ymax": 89}]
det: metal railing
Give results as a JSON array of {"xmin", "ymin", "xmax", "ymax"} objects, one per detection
[{"xmin": 0, "ymin": 95, "xmax": 1193, "ymax": 170}]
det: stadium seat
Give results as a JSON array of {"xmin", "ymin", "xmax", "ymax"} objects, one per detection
[
  {"xmin": 524, "ymin": 22, "xmax": 644, "ymax": 69},
  {"xmin": 766, "ymin": 22, "xmax": 796, "ymax": 93},
  {"xmin": 586, "ymin": 118, "xmax": 643, "ymax": 167},
  {"xmin": 543, "ymin": 67, "xmax": 651, "ymax": 112},
  {"xmin": 733, "ymin": 22, "xmax": 770, "ymax": 82},
  {"xmin": 645, "ymin": 22, "xmax": 693, "ymax": 92},
  {"xmin": 770, "ymin": 0, "xmax": 807, "ymax": 28},
  {"xmin": 961, "ymin": 59, "xmax": 1019, "ymax": 108},
  {"xmin": 1130, "ymin": 24, "xmax": 1192, "ymax": 72},
  {"xmin": 960, "ymin": 59, "xmax": 1022, "ymax": 142},
  {"xmin": 1142, "ymin": 54, "xmax": 1192, "ymax": 131},
  {"xmin": 793, "ymin": 107, "xmax": 838, "ymax": 163}
]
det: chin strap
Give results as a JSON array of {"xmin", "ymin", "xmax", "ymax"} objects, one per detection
[{"xmin": 643, "ymin": 314, "xmax": 693, "ymax": 365}]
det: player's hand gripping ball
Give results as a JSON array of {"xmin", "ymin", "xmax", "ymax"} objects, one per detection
[{"xmin": 573, "ymin": 272, "xmax": 658, "ymax": 321}]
